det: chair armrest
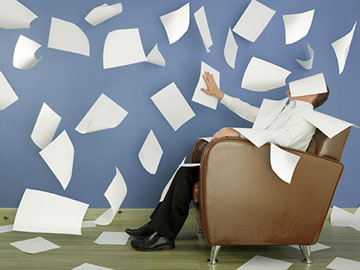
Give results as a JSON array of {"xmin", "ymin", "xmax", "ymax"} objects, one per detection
[
  {"xmin": 198, "ymin": 137, "xmax": 344, "ymax": 245},
  {"xmin": 190, "ymin": 139, "xmax": 209, "ymax": 163}
]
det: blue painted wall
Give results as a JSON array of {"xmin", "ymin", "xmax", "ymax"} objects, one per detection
[{"xmin": 0, "ymin": 0, "xmax": 359, "ymax": 208}]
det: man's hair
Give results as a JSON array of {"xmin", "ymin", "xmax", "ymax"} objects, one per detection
[{"xmin": 312, "ymin": 85, "xmax": 330, "ymax": 108}]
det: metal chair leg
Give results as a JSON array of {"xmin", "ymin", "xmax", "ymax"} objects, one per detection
[
  {"xmin": 208, "ymin": 245, "xmax": 221, "ymax": 265},
  {"xmin": 196, "ymin": 228, "xmax": 202, "ymax": 234},
  {"xmin": 299, "ymin": 245, "xmax": 313, "ymax": 264}
]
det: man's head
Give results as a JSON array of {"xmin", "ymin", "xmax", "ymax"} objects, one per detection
[{"xmin": 286, "ymin": 86, "xmax": 329, "ymax": 108}]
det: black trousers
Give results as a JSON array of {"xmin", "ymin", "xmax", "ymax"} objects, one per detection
[{"xmin": 149, "ymin": 166, "xmax": 200, "ymax": 240}]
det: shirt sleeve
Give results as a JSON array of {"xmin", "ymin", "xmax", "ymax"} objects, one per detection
[{"xmin": 220, "ymin": 94, "xmax": 259, "ymax": 123}]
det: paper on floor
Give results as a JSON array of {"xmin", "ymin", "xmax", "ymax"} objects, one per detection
[
  {"xmin": 0, "ymin": 71, "xmax": 18, "ymax": 110},
  {"xmin": 0, "ymin": 0, "xmax": 37, "ymax": 29},
  {"xmin": 95, "ymin": 167, "xmax": 127, "ymax": 226},
  {"xmin": 94, "ymin": 232, "xmax": 129, "ymax": 245},
  {"xmin": 194, "ymin": 6, "xmax": 213, "ymax": 52},
  {"xmin": 296, "ymin": 43, "xmax": 314, "ymax": 70},
  {"xmin": 233, "ymin": 0, "xmax": 275, "ymax": 42},
  {"xmin": 224, "ymin": 28, "xmax": 238, "ymax": 69},
  {"xmin": 283, "ymin": 10, "xmax": 315, "ymax": 45},
  {"xmin": 40, "ymin": 130, "xmax": 74, "ymax": 190},
  {"xmin": 289, "ymin": 243, "xmax": 330, "ymax": 252},
  {"xmin": 232, "ymin": 128, "xmax": 282, "ymax": 148},
  {"xmin": 241, "ymin": 57, "xmax": 291, "ymax": 92},
  {"xmin": 10, "ymin": 236, "xmax": 60, "ymax": 254},
  {"xmin": 236, "ymin": 255, "xmax": 292, "ymax": 270},
  {"xmin": 151, "ymin": 82, "xmax": 195, "ymax": 131},
  {"xmin": 82, "ymin": 221, "xmax": 96, "ymax": 228},
  {"xmin": 85, "ymin": 3, "xmax": 123, "ymax": 26},
  {"xmin": 31, "ymin": 103, "xmax": 61, "ymax": 149},
  {"xmin": 160, "ymin": 3, "xmax": 190, "ymax": 44},
  {"xmin": 103, "ymin": 28, "xmax": 146, "ymax": 69},
  {"xmin": 327, "ymin": 257, "xmax": 360, "ymax": 270},
  {"xmin": 138, "ymin": 130, "xmax": 163, "ymax": 175},
  {"xmin": 289, "ymin": 73, "xmax": 327, "ymax": 97},
  {"xmin": 72, "ymin": 263, "xmax": 114, "ymax": 270},
  {"xmin": 253, "ymin": 98, "xmax": 288, "ymax": 129},
  {"xmin": 146, "ymin": 44, "xmax": 166, "ymax": 67},
  {"xmin": 302, "ymin": 110, "xmax": 358, "ymax": 139},
  {"xmin": 330, "ymin": 206, "xmax": 360, "ymax": 231},
  {"xmin": 332, "ymin": 21, "xmax": 357, "ymax": 75},
  {"xmin": 13, "ymin": 35, "xmax": 41, "ymax": 70},
  {"xmin": 13, "ymin": 189, "xmax": 88, "ymax": 235},
  {"xmin": 0, "ymin": 225, "xmax": 13, "ymax": 234},
  {"xmin": 75, "ymin": 94, "xmax": 128, "ymax": 134},
  {"xmin": 192, "ymin": 61, "xmax": 220, "ymax": 110}
]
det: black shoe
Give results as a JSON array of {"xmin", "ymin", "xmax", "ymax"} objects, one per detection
[
  {"xmin": 125, "ymin": 222, "xmax": 154, "ymax": 238},
  {"xmin": 130, "ymin": 232, "xmax": 175, "ymax": 251}
]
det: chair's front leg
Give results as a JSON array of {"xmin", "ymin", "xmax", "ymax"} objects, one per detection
[
  {"xmin": 299, "ymin": 245, "xmax": 313, "ymax": 264},
  {"xmin": 208, "ymin": 245, "xmax": 221, "ymax": 264}
]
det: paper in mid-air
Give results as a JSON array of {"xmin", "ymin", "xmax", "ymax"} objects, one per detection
[
  {"xmin": 0, "ymin": 71, "xmax": 19, "ymax": 110},
  {"xmin": 252, "ymin": 97, "xmax": 288, "ymax": 129},
  {"xmin": 85, "ymin": 3, "xmax": 123, "ymax": 26},
  {"xmin": 146, "ymin": 44, "xmax": 166, "ymax": 67},
  {"xmin": 224, "ymin": 28, "xmax": 238, "ymax": 69},
  {"xmin": 194, "ymin": 6, "xmax": 213, "ymax": 52},
  {"xmin": 283, "ymin": 10, "xmax": 315, "ymax": 45},
  {"xmin": 192, "ymin": 61, "xmax": 220, "ymax": 110},
  {"xmin": 94, "ymin": 167, "xmax": 127, "ymax": 226},
  {"xmin": 0, "ymin": 0, "xmax": 37, "ymax": 29},
  {"xmin": 289, "ymin": 73, "xmax": 327, "ymax": 97},
  {"xmin": 94, "ymin": 232, "xmax": 129, "ymax": 245},
  {"xmin": 72, "ymin": 263, "xmax": 114, "ymax": 270},
  {"xmin": 236, "ymin": 255, "xmax": 292, "ymax": 270},
  {"xmin": 75, "ymin": 94, "xmax": 128, "ymax": 134},
  {"xmin": 160, "ymin": 3, "xmax": 190, "ymax": 44},
  {"xmin": 332, "ymin": 21, "xmax": 357, "ymax": 75},
  {"xmin": 13, "ymin": 189, "xmax": 89, "ymax": 235},
  {"xmin": 103, "ymin": 28, "xmax": 146, "ymax": 69},
  {"xmin": 48, "ymin": 17, "xmax": 90, "ymax": 56},
  {"xmin": 233, "ymin": 0, "xmax": 275, "ymax": 42},
  {"xmin": 10, "ymin": 236, "xmax": 60, "ymax": 254},
  {"xmin": 330, "ymin": 206, "xmax": 360, "ymax": 231},
  {"xmin": 296, "ymin": 43, "xmax": 314, "ymax": 70},
  {"xmin": 327, "ymin": 257, "xmax": 360, "ymax": 270},
  {"xmin": 31, "ymin": 102, "xmax": 61, "ymax": 150},
  {"xmin": 151, "ymin": 82, "xmax": 195, "ymax": 131},
  {"xmin": 241, "ymin": 57, "xmax": 291, "ymax": 92},
  {"xmin": 231, "ymin": 128, "xmax": 282, "ymax": 148},
  {"xmin": 39, "ymin": 130, "xmax": 74, "ymax": 190},
  {"xmin": 138, "ymin": 130, "xmax": 163, "ymax": 175},
  {"xmin": 13, "ymin": 35, "xmax": 41, "ymax": 70}
]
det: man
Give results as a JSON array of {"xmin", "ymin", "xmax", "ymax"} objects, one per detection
[{"xmin": 127, "ymin": 72, "xmax": 329, "ymax": 251}]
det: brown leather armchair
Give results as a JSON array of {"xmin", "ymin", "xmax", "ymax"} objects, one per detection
[{"xmin": 191, "ymin": 128, "xmax": 351, "ymax": 264}]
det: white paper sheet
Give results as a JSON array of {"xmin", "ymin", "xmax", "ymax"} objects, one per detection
[
  {"xmin": 73, "ymin": 263, "xmax": 114, "ymax": 270},
  {"xmin": 224, "ymin": 28, "xmax": 238, "ymax": 69},
  {"xmin": 13, "ymin": 189, "xmax": 89, "ymax": 235},
  {"xmin": 241, "ymin": 57, "xmax": 291, "ymax": 92},
  {"xmin": 0, "ymin": 71, "xmax": 18, "ymax": 110},
  {"xmin": 82, "ymin": 221, "xmax": 96, "ymax": 228},
  {"xmin": 289, "ymin": 73, "xmax": 327, "ymax": 97},
  {"xmin": 103, "ymin": 28, "xmax": 146, "ymax": 69},
  {"xmin": 95, "ymin": 167, "xmax": 127, "ymax": 226},
  {"xmin": 94, "ymin": 232, "xmax": 129, "ymax": 245},
  {"xmin": 270, "ymin": 143, "xmax": 300, "ymax": 184},
  {"xmin": 283, "ymin": 10, "xmax": 315, "ymax": 45},
  {"xmin": 330, "ymin": 206, "xmax": 360, "ymax": 231},
  {"xmin": 48, "ymin": 17, "xmax": 90, "ymax": 56},
  {"xmin": 146, "ymin": 44, "xmax": 166, "ymax": 67},
  {"xmin": 75, "ymin": 94, "xmax": 128, "ymax": 134},
  {"xmin": 85, "ymin": 3, "xmax": 123, "ymax": 26},
  {"xmin": 327, "ymin": 257, "xmax": 360, "ymax": 270},
  {"xmin": 332, "ymin": 21, "xmax": 357, "ymax": 75},
  {"xmin": 236, "ymin": 255, "xmax": 292, "ymax": 270},
  {"xmin": 10, "ymin": 236, "xmax": 60, "ymax": 254},
  {"xmin": 13, "ymin": 35, "xmax": 41, "ymax": 70},
  {"xmin": 194, "ymin": 6, "xmax": 213, "ymax": 52},
  {"xmin": 160, "ymin": 3, "xmax": 190, "ymax": 44},
  {"xmin": 253, "ymin": 98, "xmax": 288, "ymax": 129},
  {"xmin": 233, "ymin": 0, "xmax": 275, "ymax": 42},
  {"xmin": 302, "ymin": 110, "xmax": 358, "ymax": 139},
  {"xmin": 31, "ymin": 103, "xmax": 61, "ymax": 149},
  {"xmin": 232, "ymin": 128, "xmax": 282, "ymax": 148},
  {"xmin": 151, "ymin": 82, "xmax": 195, "ymax": 131},
  {"xmin": 296, "ymin": 43, "xmax": 314, "ymax": 70},
  {"xmin": 355, "ymin": 207, "xmax": 360, "ymax": 216},
  {"xmin": 0, "ymin": 225, "xmax": 13, "ymax": 234},
  {"xmin": 39, "ymin": 131, "xmax": 74, "ymax": 190},
  {"xmin": 138, "ymin": 130, "xmax": 163, "ymax": 175},
  {"xmin": 0, "ymin": 0, "xmax": 37, "ymax": 29},
  {"xmin": 289, "ymin": 243, "xmax": 330, "ymax": 252},
  {"xmin": 192, "ymin": 62, "xmax": 220, "ymax": 110},
  {"xmin": 200, "ymin": 137, "xmax": 212, "ymax": 143},
  {"xmin": 160, "ymin": 157, "xmax": 186, "ymax": 202}
]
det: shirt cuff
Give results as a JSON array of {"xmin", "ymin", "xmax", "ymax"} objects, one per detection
[{"xmin": 220, "ymin": 93, "xmax": 233, "ymax": 107}]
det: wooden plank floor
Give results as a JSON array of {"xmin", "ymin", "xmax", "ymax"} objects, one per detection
[{"xmin": 1, "ymin": 209, "xmax": 360, "ymax": 270}]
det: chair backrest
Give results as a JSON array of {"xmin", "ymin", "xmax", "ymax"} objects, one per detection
[{"xmin": 306, "ymin": 128, "xmax": 351, "ymax": 161}]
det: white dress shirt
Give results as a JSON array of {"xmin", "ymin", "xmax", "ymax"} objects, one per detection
[{"xmin": 221, "ymin": 94, "xmax": 316, "ymax": 151}]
